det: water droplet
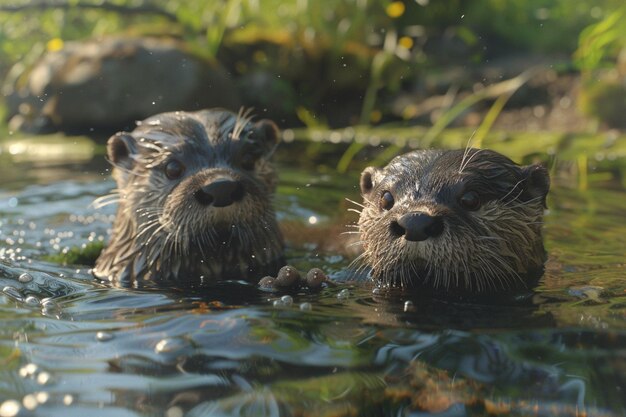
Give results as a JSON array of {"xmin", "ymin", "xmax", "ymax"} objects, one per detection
[
  {"xmin": 24, "ymin": 296, "xmax": 40, "ymax": 307},
  {"xmin": 337, "ymin": 289, "xmax": 350, "ymax": 300},
  {"xmin": 2, "ymin": 286, "xmax": 23, "ymax": 302},
  {"xmin": 371, "ymin": 287, "xmax": 382, "ymax": 295},
  {"xmin": 19, "ymin": 363, "xmax": 38, "ymax": 378},
  {"xmin": 404, "ymin": 300, "xmax": 415, "ymax": 312},
  {"xmin": 36, "ymin": 372, "xmax": 52, "ymax": 385},
  {"xmin": 0, "ymin": 399, "xmax": 21, "ymax": 417},
  {"xmin": 22, "ymin": 394, "xmax": 38, "ymax": 410},
  {"xmin": 280, "ymin": 295, "xmax": 293, "ymax": 306},
  {"xmin": 63, "ymin": 395, "xmax": 74, "ymax": 406},
  {"xmin": 299, "ymin": 302, "xmax": 313, "ymax": 311},
  {"xmin": 35, "ymin": 392, "xmax": 49, "ymax": 404},
  {"xmin": 18, "ymin": 273, "xmax": 33, "ymax": 283},
  {"xmin": 96, "ymin": 331, "xmax": 114, "ymax": 342},
  {"xmin": 155, "ymin": 338, "xmax": 186, "ymax": 354}
]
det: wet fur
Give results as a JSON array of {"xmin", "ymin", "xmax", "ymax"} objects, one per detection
[
  {"xmin": 93, "ymin": 109, "xmax": 284, "ymax": 287},
  {"xmin": 354, "ymin": 148, "xmax": 550, "ymax": 293}
]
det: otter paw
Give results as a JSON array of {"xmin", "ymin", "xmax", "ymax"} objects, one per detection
[
  {"xmin": 259, "ymin": 266, "xmax": 335, "ymax": 292},
  {"xmin": 275, "ymin": 265, "xmax": 302, "ymax": 288},
  {"xmin": 258, "ymin": 265, "xmax": 302, "ymax": 291},
  {"xmin": 305, "ymin": 268, "xmax": 330, "ymax": 290}
]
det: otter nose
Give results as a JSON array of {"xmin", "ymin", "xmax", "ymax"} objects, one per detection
[
  {"xmin": 392, "ymin": 212, "xmax": 444, "ymax": 241},
  {"xmin": 195, "ymin": 179, "xmax": 245, "ymax": 207}
]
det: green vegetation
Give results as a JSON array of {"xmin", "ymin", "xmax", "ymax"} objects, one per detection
[
  {"xmin": 0, "ymin": 0, "xmax": 624, "ymax": 127},
  {"xmin": 44, "ymin": 241, "xmax": 104, "ymax": 267},
  {"xmin": 1, "ymin": 0, "xmax": 625, "ymax": 187}
]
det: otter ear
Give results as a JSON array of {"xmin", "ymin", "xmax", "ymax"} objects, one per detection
[
  {"xmin": 360, "ymin": 167, "xmax": 381, "ymax": 195},
  {"xmin": 107, "ymin": 132, "xmax": 137, "ymax": 171},
  {"xmin": 522, "ymin": 164, "xmax": 550, "ymax": 208},
  {"xmin": 254, "ymin": 119, "xmax": 280, "ymax": 152}
]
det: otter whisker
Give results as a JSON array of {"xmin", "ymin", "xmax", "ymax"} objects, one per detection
[
  {"xmin": 91, "ymin": 194, "xmax": 121, "ymax": 209},
  {"xmin": 458, "ymin": 148, "xmax": 486, "ymax": 174},
  {"xmin": 345, "ymin": 198, "xmax": 365, "ymax": 208}
]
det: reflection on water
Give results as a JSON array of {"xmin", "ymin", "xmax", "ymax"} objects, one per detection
[{"xmin": 0, "ymin": 144, "xmax": 625, "ymax": 416}]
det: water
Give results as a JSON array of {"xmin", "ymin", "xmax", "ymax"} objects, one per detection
[{"xmin": 0, "ymin": 142, "xmax": 625, "ymax": 417}]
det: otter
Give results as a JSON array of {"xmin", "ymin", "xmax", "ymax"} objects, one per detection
[
  {"xmin": 354, "ymin": 148, "xmax": 550, "ymax": 293},
  {"xmin": 93, "ymin": 109, "xmax": 284, "ymax": 288}
]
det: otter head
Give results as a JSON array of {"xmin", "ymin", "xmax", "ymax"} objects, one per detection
[
  {"xmin": 357, "ymin": 148, "xmax": 550, "ymax": 293},
  {"xmin": 94, "ymin": 109, "xmax": 284, "ymax": 287}
]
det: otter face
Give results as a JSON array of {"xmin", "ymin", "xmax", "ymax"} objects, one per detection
[
  {"xmin": 357, "ymin": 148, "xmax": 550, "ymax": 293},
  {"xmin": 94, "ymin": 109, "xmax": 284, "ymax": 286}
]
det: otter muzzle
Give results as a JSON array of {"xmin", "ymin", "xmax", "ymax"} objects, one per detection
[
  {"xmin": 194, "ymin": 179, "xmax": 245, "ymax": 207},
  {"xmin": 394, "ymin": 212, "xmax": 444, "ymax": 242}
]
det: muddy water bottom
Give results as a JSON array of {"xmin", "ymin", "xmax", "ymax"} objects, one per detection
[{"xmin": 0, "ymin": 147, "xmax": 625, "ymax": 417}]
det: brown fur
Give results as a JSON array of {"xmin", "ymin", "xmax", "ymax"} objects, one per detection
[
  {"xmin": 353, "ymin": 148, "xmax": 550, "ymax": 293},
  {"xmin": 93, "ymin": 109, "xmax": 284, "ymax": 288}
]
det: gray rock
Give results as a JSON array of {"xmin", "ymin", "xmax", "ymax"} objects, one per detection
[{"xmin": 4, "ymin": 37, "xmax": 240, "ymax": 133}]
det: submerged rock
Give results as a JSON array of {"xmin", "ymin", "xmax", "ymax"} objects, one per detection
[{"xmin": 4, "ymin": 37, "xmax": 240, "ymax": 133}]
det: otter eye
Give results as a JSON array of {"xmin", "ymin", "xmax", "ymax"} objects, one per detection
[
  {"xmin": 459, "ymin": 191, "xmax": 481, "ymax": 211},
  {"xmin": 164, "ymin": 159, "xmax": 185, "ymax": 180},
  {"xmin": 240, "ymin": 153, "xmax": 257, "ymax": 171},
  {"xmin": 380, "ymin": 191, "xmax": 395, "ymax": 211}
]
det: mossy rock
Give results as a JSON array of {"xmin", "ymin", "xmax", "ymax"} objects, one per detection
[
  {"xmin": 45, "ymin": 241, "xmax": 104, "ymax": 267},
  {"xmin": 578, "ymin": 78, "xmax": 626, "ymax": 129}
]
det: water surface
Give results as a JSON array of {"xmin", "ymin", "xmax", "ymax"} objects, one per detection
[{"xmin": 0, "ymin": 141, "xmax": 625, "ymax": 417}]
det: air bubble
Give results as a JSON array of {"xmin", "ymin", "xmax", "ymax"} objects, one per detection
[
  {"xmin": 280, "ymin": 295, "xmax": 293, "ymax": 306},
  {"xmin": 337, "ymin": 289, "xmax": 350, "ymax": 300}
]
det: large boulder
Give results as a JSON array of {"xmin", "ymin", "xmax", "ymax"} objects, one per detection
[{"xmin": 4, "ymin": 37, "xmax": 240, "ymax": 133}]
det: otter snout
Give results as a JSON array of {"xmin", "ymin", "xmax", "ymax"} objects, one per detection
[
  {"xmin": 194, "ymin": 179, "xmax": 245, "ymax": 207},
  {"xmin": 391, "ymin": 212, "xmax": 444, "ymax": 242}
]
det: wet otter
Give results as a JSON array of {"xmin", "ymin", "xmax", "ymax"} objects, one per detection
[
  {"xmin": 354, "ymin": 148, "xmax": 550, "ymax": 293},
  {"xmin": 93, "ymin": 109, "xmax": 284, "ymax": 288}
]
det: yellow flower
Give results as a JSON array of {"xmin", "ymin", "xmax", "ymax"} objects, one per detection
[
  {"xmin": 46, "ymin": 38, "xmax": 64, "ymax": 52},
  {"xmin": 398, "ymin": 36, "xmax": 413, "ymax": 49},
  {"xmin": 386, "ymin": 1, "xmax": 405, "ymax": 18}
]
